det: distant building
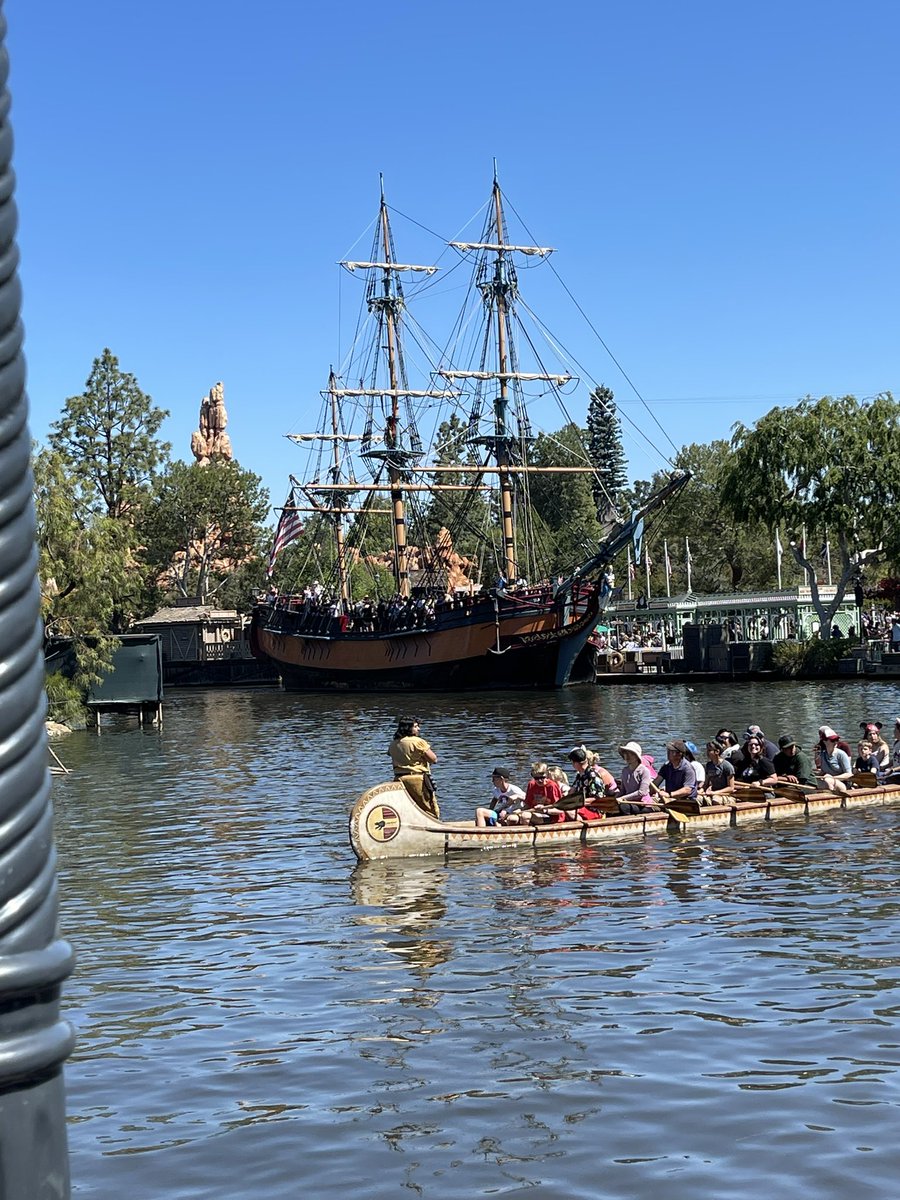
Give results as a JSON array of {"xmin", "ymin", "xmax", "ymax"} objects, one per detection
[
  {"xmin": 132, "ymin": 602, "xmax": 277, "ymax": 686},
  {"xmin": 610, "ymin": 585, "xmax": 858, "ymax": 644}
]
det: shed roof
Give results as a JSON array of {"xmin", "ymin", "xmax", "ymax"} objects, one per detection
[{"xmin": 134, "ymin": 606, "xmax": 242, "ymax": 626}]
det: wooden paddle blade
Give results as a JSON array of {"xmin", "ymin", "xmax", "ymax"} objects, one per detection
[{"xmin": 665, "ymin": 807, "xmax": 692, "ymax": 823}]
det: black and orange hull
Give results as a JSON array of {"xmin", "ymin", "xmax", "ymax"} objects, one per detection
[{"xmin": 250, "ymin": 589, "xmax": 599, "ymax": 691}]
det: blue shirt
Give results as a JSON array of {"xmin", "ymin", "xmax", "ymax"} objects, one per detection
[{"xmin": 659, "ymin": 760, "xmax": 698, "ymax": 799}]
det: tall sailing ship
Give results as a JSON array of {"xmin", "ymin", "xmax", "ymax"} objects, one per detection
[{"xmin": 250, "ymin": 175, "xmax": 688, "ymax": 691}]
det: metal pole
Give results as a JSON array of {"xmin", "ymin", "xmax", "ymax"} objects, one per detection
[{"xmin": 0, "ymin": 11, "xmax": 75, "ymax": 1195}]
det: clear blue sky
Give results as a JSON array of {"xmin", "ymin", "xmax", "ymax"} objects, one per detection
[{"xmin": 7, "ymin": 0, "xmax": 898, "ymax": 520}]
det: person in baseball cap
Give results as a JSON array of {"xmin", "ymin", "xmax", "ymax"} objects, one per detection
[{"xmin": 773, "ymin": 735, "xmax": 815, "ymax": 784}]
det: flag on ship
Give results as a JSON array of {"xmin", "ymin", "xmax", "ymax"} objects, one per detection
[{"xmin": 267, "ymin": 489, "xmax": 304, "ymax": 576}]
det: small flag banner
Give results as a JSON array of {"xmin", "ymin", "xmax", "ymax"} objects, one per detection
[{"xmin": 267, "ymin": 490, "xmax": 304, "ymax": 576}]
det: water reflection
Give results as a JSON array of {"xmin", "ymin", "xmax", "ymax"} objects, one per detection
[
  {"xmin": 52, "ymin": 680, "xmax": 900, "ymax": 1199},
  {"xmin": 349, "ymin": 861, "xmax": 452, "ymax": 978}
]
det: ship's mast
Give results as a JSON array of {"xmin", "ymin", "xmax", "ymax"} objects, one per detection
[
  {"xmin": 446, "ymin": 173, "xmax": 559, "ymax": 584},
  {"xmin": 378, "ymin": 197, "xmax": 411, "ymax": 597},
  {"xmin": 327, "ymin": 369, "xmax": 351, "ymax": 608},
  {"xmin": 491, "ymin": 179, "xmax": 517, "ymax": 583}
]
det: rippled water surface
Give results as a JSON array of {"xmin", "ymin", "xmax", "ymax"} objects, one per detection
[{"xmin": 53, "ymin": 680, "xmax": 900, "ymax": 1198}]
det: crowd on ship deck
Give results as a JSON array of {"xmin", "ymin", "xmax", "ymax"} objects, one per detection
[
  {"xmin": 385, "ymin": 713, "xmax": 900, "ymax": 826},
  {"xmin": 258, "ymin": 577, "xmax": 588, "ymax": 636}
]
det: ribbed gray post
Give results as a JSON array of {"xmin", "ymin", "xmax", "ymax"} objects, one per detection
[{"xmin": 0, "ymin": 8, "xmax": 75, "ymax": 1198}]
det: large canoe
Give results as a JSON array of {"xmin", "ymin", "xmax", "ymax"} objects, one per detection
[{"xmin": 349, "ymin": 777, "xmax": 900, "ymax": 862}]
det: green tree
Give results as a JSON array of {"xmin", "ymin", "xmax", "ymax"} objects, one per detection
[
  {"xmin": 33, "ymin": 446, "xmax": 127, "ymax": 712},
  {"xmin": 721, "ymin": 393, "xmax": 900, "ymax": 630},
  {"xmin": 49, "ymin": 348, "xmax": 170, "ymax": 519},
  {"xmin": 140, "ymin": 460, "xmax": 270, "ymax": 605},
  {"xmin": 586, "ymin": 385, "xmax": 628, "ymax": 516},
  {"xmin": 272, "ymin": 515, "xmax": 395, "ymax": 600},
  {"xmin": 624, "ymin": 441, "xmax": 788, "ymax": 596},
  {"xmin": 527, "ymin": 422, "xmax": 603, "ymax": 575}
]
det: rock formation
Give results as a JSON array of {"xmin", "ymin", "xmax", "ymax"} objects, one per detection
[
  {"xmin": 362, "ymin": 527, "xmax": 478, "ymax": 591},
  {"xmin": 191, "ymin": 381, "xmax": 233, "ymax": 464}
]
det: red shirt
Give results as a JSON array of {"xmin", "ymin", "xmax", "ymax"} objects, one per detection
[{"xmin": 525, "ymin": 778, "xmax": 563, "ymax": 808}]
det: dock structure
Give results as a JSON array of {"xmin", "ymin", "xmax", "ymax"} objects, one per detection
[{"xmin": 87, "ymin": 635, "xmax": 164, "ymax": 729}]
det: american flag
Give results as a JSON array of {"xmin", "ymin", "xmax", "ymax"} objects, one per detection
[{"xmin": 267, "ymin": 489, "xmax": 304, "ymax": 576}]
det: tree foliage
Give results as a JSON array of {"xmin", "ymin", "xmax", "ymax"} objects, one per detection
[
  {"xmin": 140, "ymin": 460, "xmax": 270, "ymax": 606},
  {"xmin": 271, "ymin": 515, "xmax": 396, "ymax": 600},
  {"xmin": 586, "ymin": 385, "xmax": 628, "ymax": 514},
  {"xmin": 526, "ymin": 422, "xmax": 603, "ymax": 575},
  {"xmin": 33, "ymin": 446, "xmax": 125, "ymax": 702},
  {"xmin": 623, "ymin": 441, "xmax": 792, "ymax": 596},
  {"xmin": 721, "ymin": 393, "xmax": 900, "ymax": 626},
  {"xmin": 49, "ymin": 348, "xmax": 170, "ymax": 518}
]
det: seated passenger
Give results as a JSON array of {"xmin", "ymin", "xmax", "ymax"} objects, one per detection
[
  {"xmin": 733, "ymin": 736, "xmax": 777, "ymax": 784},
  {"xmin": 854, "ymin": 739, "xmax": 881, "ymax": 776},
  {"xmin": 475, "ymin": 768, "xmax": 527, "ymax": 827},
  {"xmin": 859, "ymin": 722, "xmax": 891, "ymax": 769},
  {"xmin": 563, "ymin": 747, "xmax": 618, "ymax": 821},
  {"xmin": 547, "ymin": 765, "xmax": 570, "ymax": 790},
  {"xmin": 816, "ymin": 732, "xmax": 853, "ymax": 794},
  {"xmin": 744, "ymin": 724, "xmax": 779, "ymax": 761},
  {"xmin": 772, "ymin": 735, "xmax": 815, "ymax": 784},
  {"xmin": 816, "ymin": 725, "xmax": 852, "ymax": 759},
  {"xmin": 615, "ymin": 741, "xmax": 664, "ymax": 814},
  {"xmin": 701, "ymin": 740, "xmax": 735, "ymax": 795},
  {"xmin": 650, "ymin": 739, "xmax": 698, "ymax": 803},
  {"xmin": 518, "ymin": 762, "xmax": 567, "ymax": 824},
  {"xmin": 683, "ymin": 741, "xmax": 706, "ymax": 787},
  {"xmin": 715, "ymin": 729, "xmax": 742, "ymax": 762}
]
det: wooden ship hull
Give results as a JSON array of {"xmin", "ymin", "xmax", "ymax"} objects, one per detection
[
  {"xmin": 260, "ymin": 179, "xmax": 690, "ymax": 693},
  {"xmin": 250, "ymin": 587, "xmax": 600, "ymax": 691},
  {"xmin": 349, "ymin": 776, "xmax": 900, "ymax": 861}
]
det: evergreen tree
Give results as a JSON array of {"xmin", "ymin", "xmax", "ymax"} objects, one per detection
[
  {"xmin": 33, "ymin": 446, "xmax": 127, "ymax": 712},
  {"xmin": 586, "ymin": 385, "xmax": 628, "ymax": 515},
  {"xmin": 49, "ymin": 348, "xmax": 170, "ymax": 519}
]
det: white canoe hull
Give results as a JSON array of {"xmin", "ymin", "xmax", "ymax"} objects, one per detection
[{"xmin": 348, "ymin": 779, "xmax": 900, "ymax": 862}]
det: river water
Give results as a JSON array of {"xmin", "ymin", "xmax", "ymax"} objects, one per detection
[{"xmin": 52, "ymin": 680, "xmax": 900, "ymax": 1198}]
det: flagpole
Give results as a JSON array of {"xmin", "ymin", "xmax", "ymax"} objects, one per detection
[
  {"xmin": 685, "ymin": 537, "xmax": 692, "ymax": 594},
  {"xmin": 825, "ymin": 537, "xmax": 833, "ymax": 586},
  {"xmin": 775, "ymin": 528, "xmax": 783, "ymax": 589},
  {"xmin": 664, "ymin": 539, "xmax": 671, "ymax": 598},
  {"xmin": 626, "ymin": 547, "xmax": 633, "ymax": 600},
  {"xmin": 644, "ymin": 546, "xmax": 651, "ymax": 599}
]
